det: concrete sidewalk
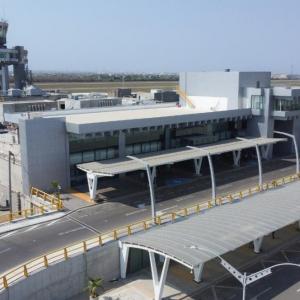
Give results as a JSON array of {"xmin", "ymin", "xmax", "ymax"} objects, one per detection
[{"xmin": 0, "ymin": 211, "xmax": 65, "ymax": 235}]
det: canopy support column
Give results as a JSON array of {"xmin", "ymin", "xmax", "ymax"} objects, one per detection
[
  {"xmin": 188, "ymin": 147, "xmax": 216, "ymax": 204},
  {"xmin": 207, "ymin": 153, "xmax": 216, "ymax": 203},
  {"xmin": 194, "ymin": 158, "xmax": 203, "ymax": 175},
  {"xmin": 232, "ymin": 150, "xmax": 241, "ymax": 167},
  {"xmin": 274, "ymin": 131, "xmax": 299, "ymax": 174},
  {"xmin": 87, "ymin": 172, "xmax": 98, "ymax": 200},
  {"xmin": 193, "ymin": 263, "xmax": 204, "ymax": 283},
  {"xmin": 149, "ymin": 251, "xmax": 170, "ymax": 300},
  {"xmin": 253, "ymin": 236, "xmax": 264, "ymax": 253},
  {"xmin": 237, "ymin": 138, "xmax": 263, "ymax": 187},
  {"xmin": 127, "ymin": 156, "xmax": 157, "ymax": 220},
  {"xmin": 119, "ymin": 243, "xmax": 129, "ymax": 279},
  {"xmin": 261, "ymin": 144, "xmax": 271, "ymax": 160}
]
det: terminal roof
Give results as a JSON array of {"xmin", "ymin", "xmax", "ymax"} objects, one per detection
[
  {"xmin": 66, "ymin": 107, "xmax": 252, "ymax": 134},
  {"xmin": 122, "ymin": 180, "xmax": 300, "ymax": 269},
  {"xmin": 77, "ymin": 137, "xmax": 285, "ymax": 176}
]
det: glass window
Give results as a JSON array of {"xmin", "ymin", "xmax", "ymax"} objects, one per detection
[
  {"xmin": 82, "ymin": 151, "xmax": 94, "ymax": 162},
  {"xmin": 251, "ymin": 96, "xmax": 264, "ymax": 110},
  {"xmin": 133, "ymin": 144, "xmax": 141, "ymax": 154},
  {"xmin": 150, "ymin": 142, "xmax": 158, "ymax": 152},
  {"xmin": 142, "ymin": 143, "xmax": 150, "ymax": 153},
  {"xmin": 126, "ymin": 145, "xmax": 133, "ymax": 155},
  {"xmin": 107, "ymin": 148, "xmax": 115, "ymax": 159},
  {"xmin": 70, "ymin": 153, "xmax": 82, "ymax": 165},
  {"xmin": 95, "ymin": 149, "xmax": 107, "ymax": 161}
]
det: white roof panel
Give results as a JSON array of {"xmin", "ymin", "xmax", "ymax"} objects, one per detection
[{"xmin": 122, "ymin": 180, "xmax": 300, "ymax": 269}]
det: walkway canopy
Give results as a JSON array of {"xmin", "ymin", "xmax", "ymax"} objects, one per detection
[
  {"xmin": 77, "ymin": 137, "xmax": 285, "ymax": 201},
  {"xmin": 77, "ymin": 137, "xmax": 283, "ymax": 176},
  {"xmin": 119, "ymin": 180, "xmax": 300, "ymax": 299}
]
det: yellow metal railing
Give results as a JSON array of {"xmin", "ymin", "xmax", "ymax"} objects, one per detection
[
  {"xmin": 176, "ymin": 85, "xmax": 195, "ymax": 108},
  {"xmin": 31, "ymin": 187, "xmax": 63, "ymax": 210},
  {"xmin": 0, "ymin": 188, "xmax": 63, "ymax": 224},
  {"xmin": 0, "ymin": 173, "xmax": 299, "ymax": 291}
]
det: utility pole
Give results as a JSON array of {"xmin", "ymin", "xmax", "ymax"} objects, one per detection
[{"xmin": 8, "ymin": 151, "xmax": 15, "ymax": 213}]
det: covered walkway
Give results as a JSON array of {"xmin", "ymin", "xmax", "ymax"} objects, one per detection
[
  {"xmin": 119, "ymin": 180, "xmax": 300, "ymax": 300},
  {"xmin": 77, "ymin": 137, "xmax": 285, "ymax": 204}
]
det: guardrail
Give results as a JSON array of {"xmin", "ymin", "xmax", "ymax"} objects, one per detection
[
  {"xmin": 31, "ymin": 187, "xmax": 63, "ymax": 210},
  {"xmin": 0, "ymin": 173, "xmax": 299, "ymax": 292},
  {"xmin": 0, "ymin": 188, "xmax": 63, "ymax": 224}
]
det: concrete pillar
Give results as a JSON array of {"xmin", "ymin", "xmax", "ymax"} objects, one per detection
[
  {"xmin": 193, "ymin": 264, "xmax": 204, "ymax": 283},
  {"xmin": 118, "ymin": 131, "xmax": 126, "ymax": 157},
  {"xmin": 119, "ymin": 243, "xmax": 129, "ymax": 279},
  {"xmin": 253, "ymin": 236, "xmax": 264, "ymax": 253},
  {"xmin": 87, "ymin": 172, "xmax": 98, "ymax": 200}
]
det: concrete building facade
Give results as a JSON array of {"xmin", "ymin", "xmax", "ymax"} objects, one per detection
[{"xmin": 1, "ymin": 71, "xmax": 300, "ymax": 195}]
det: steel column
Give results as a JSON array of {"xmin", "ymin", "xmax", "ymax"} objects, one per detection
[
  {"xmin": 149, "ymin": 251, "xmax": 170, "ymax": 300},
  {"xmin": 207, "ymin": 153, "xmax": 216, "ymax": 203},
  {"xmin": 274, "ymin": 131, "xmax": 299, "ymax": 174}
]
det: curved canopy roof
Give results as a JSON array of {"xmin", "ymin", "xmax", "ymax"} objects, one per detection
[
  {"xmin": 122, "ymin": 180, "xmax": 300, "ymax": 269},
  {"xmin": 77, "ymin": 137, "xmax": 285, "ymax": 176}
]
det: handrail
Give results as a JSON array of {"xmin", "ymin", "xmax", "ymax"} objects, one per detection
[
  {"xmin": 0, "ymin": 173, "xmax": 299, "ymax": 292},
  {"xmin": 0, "ymin": 188, "xmax": 63, "ymax": 224}
]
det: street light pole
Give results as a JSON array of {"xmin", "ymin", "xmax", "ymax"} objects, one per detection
[{"xmin": 8, "ymin": 151, "xmax": 15, "ymax": 213}]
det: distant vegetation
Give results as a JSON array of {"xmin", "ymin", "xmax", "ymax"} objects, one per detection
[{"xmin": 31, "ymin": 72, "xmax": 179, "ymax": 83}]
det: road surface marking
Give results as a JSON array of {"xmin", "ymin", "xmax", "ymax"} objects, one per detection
[
  {"xmin": 24, "ymin": 225, "xmax": 40, "ymax": 232},
  {"xmin": 218, "ymin": 183, "xmax": 233, "ymax": 190},
  {"xmin": 46, "ymin": 220, "xmax": 59, "ymax": 226},
  {"xmin": 252, "ymin": 287, "xmax": 272, "ymax": 299},
  {"xmin": 0, "ymin": 232, "xmax": 16, "ymax": 239},
  {"xmin": 296, "ymin": 288, "xmax": 300, "ymax": 293},
  {"xmin": 125, "ymin": 209, "xmax": 147, "ymax": 216},
  {"xmin": 0, "ymin": 247, "xmax": 11, "ymax": 255},
  {"xmin": 157, "ymin": 205, "xmax": 178, "ymax": 215},
  {"xmin": 58, "ymin": 227, "xmax": 85, "ymax": 236}
]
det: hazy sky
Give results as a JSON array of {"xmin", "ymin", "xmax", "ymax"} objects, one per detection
[{"xmin": 3, "ymin": 0, "xmax": 300, "ymax": 73}]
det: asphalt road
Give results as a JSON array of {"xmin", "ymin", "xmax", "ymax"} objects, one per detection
[{"xmin": 0, "ymin": 157, "xmax": 297, "ymax": 274}]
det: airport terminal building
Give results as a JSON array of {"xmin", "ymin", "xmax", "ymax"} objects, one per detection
[{"xmin": 2, "ymin": 71, "xmax": 300, "ymax": 195}]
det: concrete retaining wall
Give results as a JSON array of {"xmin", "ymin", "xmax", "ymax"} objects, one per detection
[{"xmin": 0, "ymin": 241, "xmax": 120, "ymax": 300}]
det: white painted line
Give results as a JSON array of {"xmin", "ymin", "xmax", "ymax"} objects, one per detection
[
  {"xmin": 58, "ymin": 227, "xmax": 84, "ymax": 236},
  {"xmin": 125, "ymin": 209, "xmax": 147, "ymax": 217},
  {"xmin": 0, "ymin": 231, "xmax": 16, "ymax": 239},
  {"xmin": 218, "ymin": 183, "xmax": 233, "ymax": 190},
  {"xmin": 46, "ymin": 220, "xmax": 59, "ymax": 226},
  {"xmin": 0, "ymin": 247, "xmax": 11, "ymax": 255},
  {"xmin": 296, "ymin": 288, "xmax": 300, "ymax": 293},
  {"xmin": 24, "ymin": 224, "xmax": 40, "ymax": 232},
  {"xmin": 157, "ymin": 205, "xmax": 178, "ymax": 215}
]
